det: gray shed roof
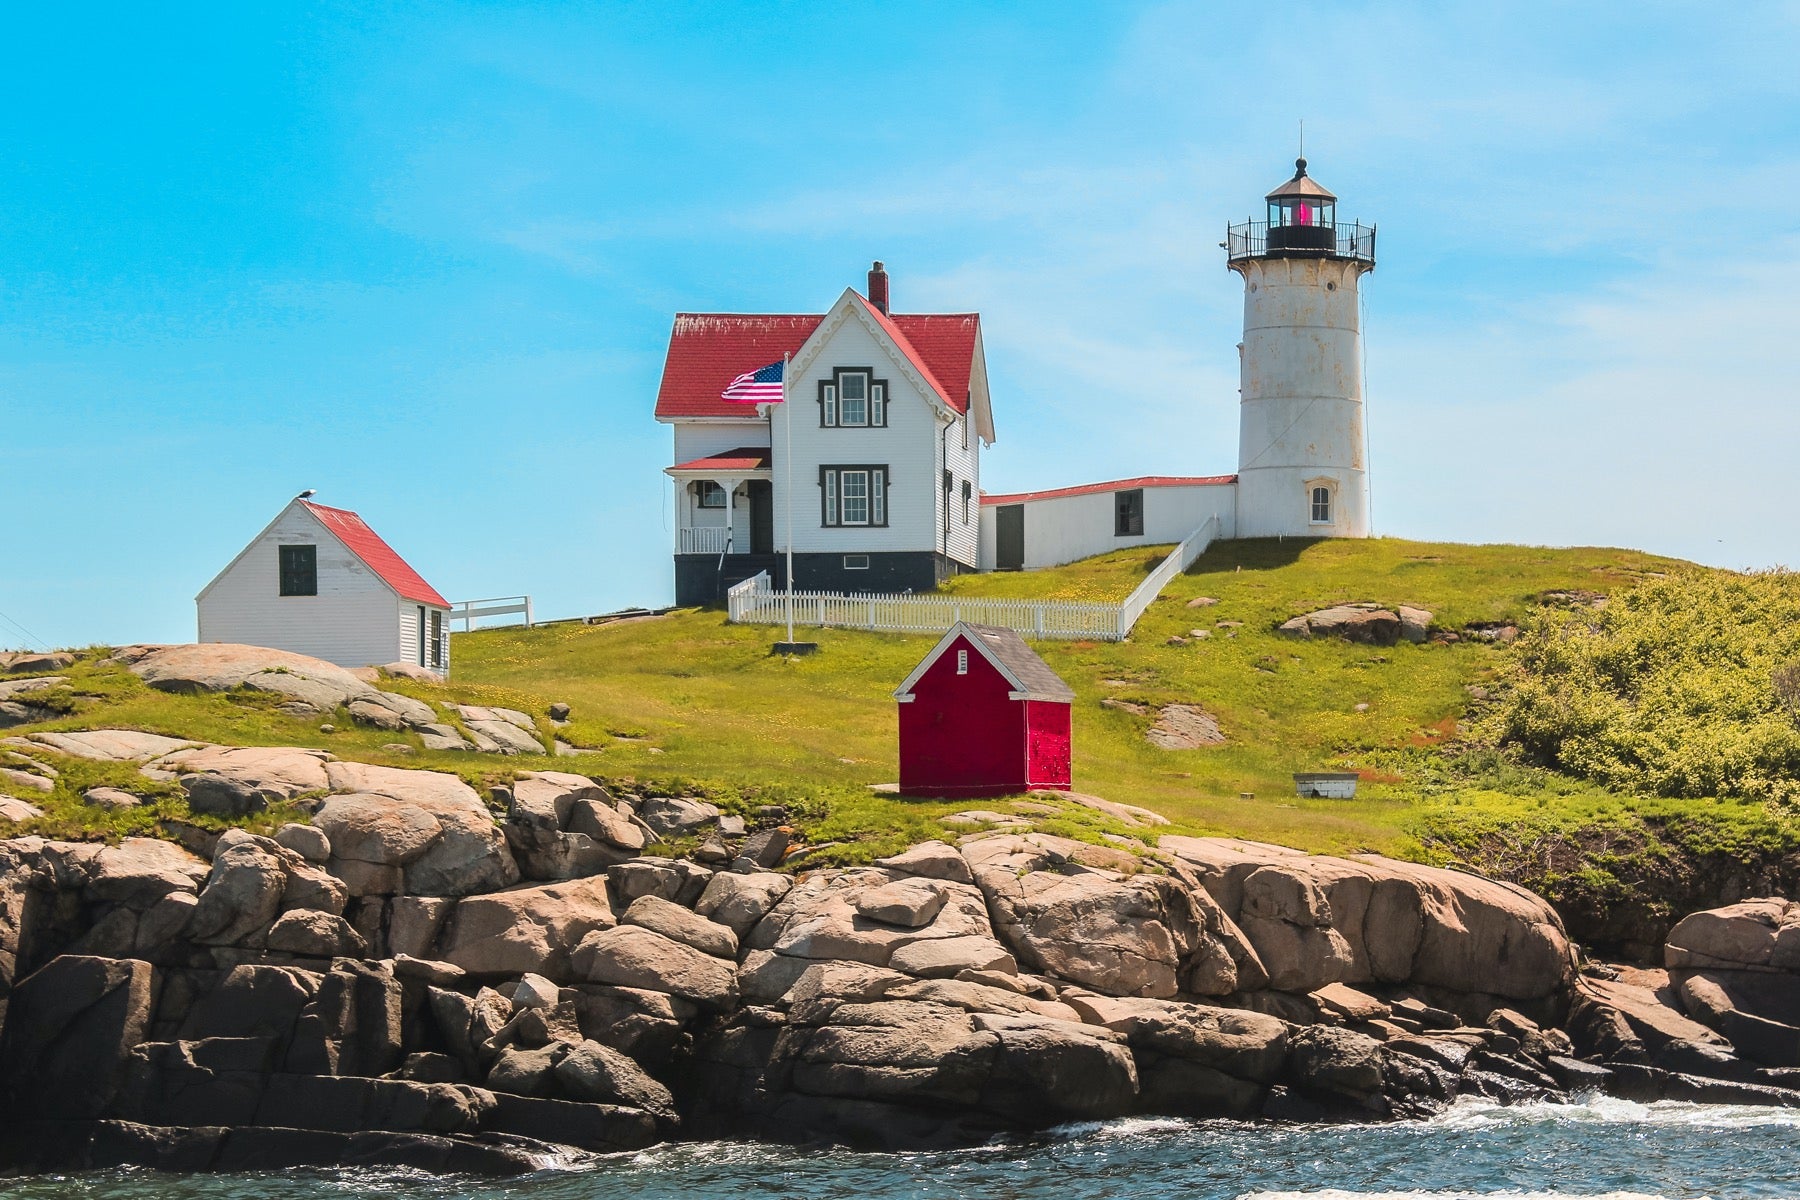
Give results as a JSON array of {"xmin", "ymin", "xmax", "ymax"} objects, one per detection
[{"xmin": 963, "ymin": 624, "xmax": 1075, "ymax": 702}]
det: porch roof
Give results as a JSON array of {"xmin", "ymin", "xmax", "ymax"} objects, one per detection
[{"xmin": 667, "ymin": 447, "xmax": 773, "ymax": 475}]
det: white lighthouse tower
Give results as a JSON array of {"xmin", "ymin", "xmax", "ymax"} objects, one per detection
[{"xmin": 1227, "ymin": 158, "xmax": 1376, "ymax": 539}]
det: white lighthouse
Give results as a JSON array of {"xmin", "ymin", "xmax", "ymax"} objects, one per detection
[{"xmin": 1227, "ymin": 158, "xmax": 1376, "ymax": 539}]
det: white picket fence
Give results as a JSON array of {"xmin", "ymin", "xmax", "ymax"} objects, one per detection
[{"xmin": 727, "ymin": 515, "xmax": 1220, "ymax": 641}]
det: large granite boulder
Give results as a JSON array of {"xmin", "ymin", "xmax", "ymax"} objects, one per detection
[
  {"xmin": 0, "ymin": 955, "xmax": 156, "ymax": 1119},
  {"xmin": 185, "ymin": 833, "xmax": 290, "ymax": 946},
  {"xmin": 436, "ymin": 876, "xmax": 615, "ymax": 981},
  {"xmin": 502, "ymin": 773, "xmax": 640, "ymax": 880},
  {"xmin": 961, "ymin": 834, "xmax": 1258, "ymax": 999},
  {"xmin": 155, "ymin": 746, "xmax": 333, "ymax": 809},
  {"xmin": 1162, "ymin": 837, "xmax": 1575, "ymax": 1005},
  {"xmin": 14, "ymin": 730, "xmax": 204, "ymax": 762},
  {"xmin": 116, "ymin": 644, "xmax": 440, "ymax": 734},
  {"xmin": 572, "ymin": 925, "xmax": 738, "ymax": 1010},
  {"xmin": 694, "ymin": 871, "xmax": 792, "ymax": 940},
  {"xmin": 310, "ymin": 764, "xmax": 517, "ymax": 897},
  {"xmin": 1666, "ymin": 899, "xmax": 1800, "ymax": 972},
  {"xmin": 1667, "ymin": 899, "xmax": 1800, "ymax": 1068},
  {"xmin": 745, "ymin": 867, "xmax": 996, "ymax": 974},
  {"xmin": 85, "ymin": 838, "xmax": 212, "ymax": 909},
  {"xmin": 119, "ymin": 644, "xmax": 377, "ymax": 714},
  {"xmin": 1276, "ymin": 604, "xmax": 1404, "ymax": 645}
]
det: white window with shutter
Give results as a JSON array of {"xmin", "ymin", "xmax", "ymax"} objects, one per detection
[
  {"xmin": 819, "ymin": 369, "xmax": 885, "ymax": 427},
  {"xmin": 820, "ymin": 466, "xmax": 889, "ymax": 527}
]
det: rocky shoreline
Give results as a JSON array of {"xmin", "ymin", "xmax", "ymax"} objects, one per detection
[{"xmin": 3, "ymin": 730, "xmax": 1799, "ymax": 1175}]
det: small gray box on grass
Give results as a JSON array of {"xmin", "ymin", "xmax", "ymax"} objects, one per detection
[{"xmin": 1293, "ymin": 772, "xmax": 1359, "ymax": 799}]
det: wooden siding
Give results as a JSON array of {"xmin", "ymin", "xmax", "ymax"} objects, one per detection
[
  {"xmin": 776, "ymin": 309, "xmax": 954, "ymax": 558},
  {"xmin": 978, "ymin": 481, "xmax": 1236, "ymax": 571},
  {"xmin": 939, "ymin": 408, "xmax": 979, "ymax": 569},
  {"xmin": 898, "ymin": 630, "xmax": 1070, "ymax": 796},
  {"xmin": 198, "ymin": 502, "xmax": 419, "ymax": 669},
  {"xmin": 672, "ymin": 421, "xmax": 769, "ymax": 463}
]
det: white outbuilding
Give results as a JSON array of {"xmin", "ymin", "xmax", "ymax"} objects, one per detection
[{"xmin": 197, "ymin": 496, "xmax": 452, "ymax": 675}]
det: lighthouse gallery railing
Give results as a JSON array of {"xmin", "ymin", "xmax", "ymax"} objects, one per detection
[{"xmin": 1225, "ymin": 220, "xmax": 1376, "ymax": 264}]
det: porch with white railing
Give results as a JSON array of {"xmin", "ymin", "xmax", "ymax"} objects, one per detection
[
  {"xmin": 727, "ymin": 515, "xmax": 1220, "ymax": 641},
  {"xmin": 678, "ymin": 526, "xmax": 733, "ymax": 555}
]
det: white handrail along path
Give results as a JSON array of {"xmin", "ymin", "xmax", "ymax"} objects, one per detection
[
  {"xmin": 1115, "ymin": 514, "xmax": 1220, "ymax": 636},
  {"xmin": 727, "ymin": 516, "xmax": 1220, "ymax": 641}
]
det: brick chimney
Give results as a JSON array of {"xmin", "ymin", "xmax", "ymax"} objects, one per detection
[{"xmin": 867, "ymin": 260, "xmax": 890, "ymax": 315}]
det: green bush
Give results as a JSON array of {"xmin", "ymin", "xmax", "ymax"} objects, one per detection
[{"xmin": 1487, "ymin": 569, "xmax": 1800, "ymax": 804}]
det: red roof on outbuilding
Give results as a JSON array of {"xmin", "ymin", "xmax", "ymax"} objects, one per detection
[
  {"xmin": 981, "ymin": 475, "xmax": 1238, "ymax": 506},
  {"xmin": 654, "ymin": 304, "xmax": 979, "ymax": 420},
  {"xmin": 302, "ymin": 502, "xmax": 449, "ymax": 608}
]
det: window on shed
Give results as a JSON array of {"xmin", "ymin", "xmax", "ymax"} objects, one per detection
[
  {"xmin": 1310, "ymin": 485, "xmax": 1332, "ymax": 524},
  {"xmin": 1114, "ymin": 489, "xmax": 1144, "ymax": 537},
  {"xmin": 957, "ymin": 649, "xmax": 968, "ymax": 675},
  {"xmin": 279, "ymin": 545, "xmax": 318, "ymax": 596},
  {"xmin": 430, "ymin": 610, "xmax": 445, "ymax": 669}
]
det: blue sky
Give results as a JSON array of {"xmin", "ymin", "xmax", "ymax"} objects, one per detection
[{"xmin": 4, "ymin": 2, "xmax": 1798, "ymax": 649}]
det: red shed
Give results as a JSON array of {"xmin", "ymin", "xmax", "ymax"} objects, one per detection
[{"xmin": 894, "ymin": 622, "xmax": 1075, "ymax": 797}]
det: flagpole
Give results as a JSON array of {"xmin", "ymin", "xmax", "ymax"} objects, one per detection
[{"xmin": 783, "ymin": 352, "xmax": 795, "ymax": 647}]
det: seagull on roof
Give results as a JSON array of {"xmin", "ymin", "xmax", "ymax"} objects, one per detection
[{"xmin": 297, "ymin": 489, "xmax": 317, "ymax": 499}]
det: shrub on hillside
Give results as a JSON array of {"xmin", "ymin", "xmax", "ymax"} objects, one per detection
[{"xmin": 1487, "ymin": 568, "xmax": 1800, "ymax": 805}]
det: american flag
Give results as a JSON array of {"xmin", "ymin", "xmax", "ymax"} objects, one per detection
[{"xmin": 721, "ymin": 359, "xmax": 785, "ymax": 404}]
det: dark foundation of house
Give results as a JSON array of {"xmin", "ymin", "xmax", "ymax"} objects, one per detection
[{"xmin": 674, "ymin": 551, "xmax": 972, "ymax": 607}]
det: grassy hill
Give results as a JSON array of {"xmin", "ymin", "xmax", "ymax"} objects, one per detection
[{"xmin": 9, "ymin": 537, "xmax": 1797, "ymax": 946}]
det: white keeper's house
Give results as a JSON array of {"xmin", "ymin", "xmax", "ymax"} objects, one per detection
[
  {"xmin": 655, "ymin": 262, "xmax": 994, "ymax": 604},
  {"xmin": 197, "ymin": 495, "xmax": 453, "ymax": 675},
  {"xmin": 655, "ymin": 157, "xmax": 1376, "ymax": 605}
]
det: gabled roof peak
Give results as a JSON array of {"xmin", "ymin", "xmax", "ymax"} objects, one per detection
[{"xmin": 894, "ymin": 621, "xmax": 1075, "ymax": 703}]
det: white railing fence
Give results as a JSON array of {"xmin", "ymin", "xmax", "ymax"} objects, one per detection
[
  {"xmin": 678, "ymin": 527, "xmax": 731, "ymax": 555},
  {"xmin": 1116, "ymin": 514, "xmax": 1220, "ymax": 635},
  {"xmin": 451, "ymin": 595, "xmax": 534, "ymax": 633},
  {"xmin": 726, "ymin": 515, "xmax": 1220, "ymax": 641}
]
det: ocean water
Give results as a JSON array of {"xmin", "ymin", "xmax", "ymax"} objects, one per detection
[{"xmin": 6, "ymin": 1097, "xmax": 1799, "ymax": 1200}]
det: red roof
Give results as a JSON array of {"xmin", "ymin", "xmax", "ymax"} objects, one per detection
[
  {"xmin": 981, "ymin": 475, "xmax": 1238, "ymax": 506},
  {"xmin": 301, "ymin": 502, "xmax": 449, "ymax": 608},
  {"xmin": 654, "ymin": 303, "xmax": 979, "ymax": 420},
  {"xmin": 669, "ymin": 447, "xmax": 772, "ymax": 472}
]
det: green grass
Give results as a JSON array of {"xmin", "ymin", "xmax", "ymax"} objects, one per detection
[
  {"xmin": 12, "ymin": 536, "xmax": 1790, "ymax": 885},
  {"xmin": 441, "ymin": 535, "xmax": 1695, "ymax": 856}
]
